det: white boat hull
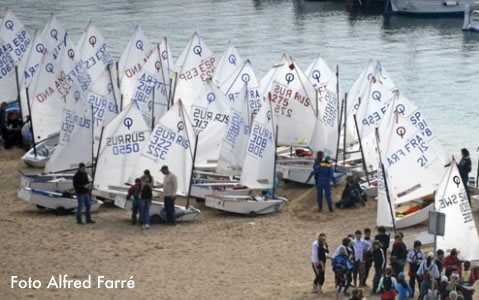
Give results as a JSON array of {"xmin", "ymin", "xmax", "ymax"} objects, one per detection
[
  {"xmin": 191, "ymin": 183, "xmax": 253, "ymax": 199},
  {"xmin": 276, "ymin": 162, "xmax": 346, "ymax": 185},
  {"xmin": 113, "ymin": 193, "xmax": 200, "ymax": 222},
  {"xmin": 395, "ymin": 201, "xmax": 434, "ymax": 229},
  {"xmin": 17, "ymin": 187, "xmax": 103, "ymax": 213},
  {"xmin": 463, "ymin": 4, "xmax": 479, "ymax": 31},
  {"xmin": 389, "ymin": 0, "xmax": 471, "ymax": 16},
  {"xmin": 205, "ymin": 194, "xmax": 287, "ymax": 216},
  {"xmin": 21, "ymin": 134, "xmax": 59, "ymax": 168},
  {"xmin": 20, "ymin": 173, "xmax": 76, "ymax": 193}
]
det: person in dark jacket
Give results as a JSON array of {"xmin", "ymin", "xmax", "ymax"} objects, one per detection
[
  {"xmin": 126, "ymin": 178, "xmax": 142, "ymax": 225},
  {"xmin": 458, "ymin": 148, "xmax": 472, "ymax": 205},
  {"xmin": 372, "ymin": 240, "xmax": 386, "ymax": 294},
  {"xmin": 306, "ymin": 155, "xmax": 337, "ymax": 212},
  {"xmin": 0, "ymin": 102, "xmax": 7, "ymax": 146},
  {"xmin": 4, "ymin": 111, "xmax": 23, "ymax": 149},
  {"xmin": 73, "ymin": 162, "xmax": 94, "ymax": 224},
  {"xmin": 390, "ymin": 234, "xmax": 407, "ymax": 277},
  {"xmin": 375, "ymin": 226, "xmax": 390, "ymax": 268}
]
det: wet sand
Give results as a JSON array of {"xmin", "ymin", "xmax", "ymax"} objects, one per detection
[{"xmin": 1, "ymin": 148, "xmax": 478, "ymax": 299}]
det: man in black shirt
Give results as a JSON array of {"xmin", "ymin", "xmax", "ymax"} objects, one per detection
[
  {"xmin": 73, "ymin": 163, "xmax": 94, "ymax": 224},
  {"xmin": 0, "ymin": 102, "xmax": 8, "ymax": 147},
  {"xmin": 375, "ymin": 226, "xmax": 390, "ymax": 270}
]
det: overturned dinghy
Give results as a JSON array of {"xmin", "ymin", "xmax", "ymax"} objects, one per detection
[
  {"xmin": 113, "ymin": 194, "xmax": 200, "ymax": 223},
  {"xmin": 21, "ymin": 134, "xmax": 59, "ymax": 168},
  {"xmin": 205, "ymin": 194, "xmax": 287, "ymax": 217},
  {"xmin": 17, "ymin": 187, "xmax": 103, "ymax": 215}
]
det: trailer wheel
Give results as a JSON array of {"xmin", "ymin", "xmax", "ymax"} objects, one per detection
[
  {"xmin": 248, "ymin": 211, "xmax": 257, "ymax": 218},
  {"xmin": 150, "ymin": 214, "xmax": 162, "ymax": 224},
  {"xmin": 55, "ymin": 207, "xmax": 67, "ymax": 216},
  {"xmin": 36, "ymin": 205, "xmax": 45, "ymax": 209}
]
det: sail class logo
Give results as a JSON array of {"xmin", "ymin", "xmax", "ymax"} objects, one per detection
[
  {"xmin": 453, "ymin": 176, "xmax": 461, "ymax": 188},
  {"xmin": 123, "ymin": 118, "xmax": 133, "ymax": 130}
]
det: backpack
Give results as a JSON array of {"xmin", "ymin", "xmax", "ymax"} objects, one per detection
[
  {"xmin": 141, "ymin": 184, "xmax": 153, "ymax": 199},
  {"xmin": 333, "ymin": 256, "xmax": 348, "ymax": 274},
  {"xmin": 380, "ymin": 276, "xmax": 393, "ymax": 292}
]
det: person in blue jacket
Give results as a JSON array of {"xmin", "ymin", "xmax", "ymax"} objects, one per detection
[
  {"xmin": 333, "ymin": 246, "xmax": 353, "ymax": 300},
  {"xmin": 306, "ymin": 155, "xmax": 337, "ymax": 212}
]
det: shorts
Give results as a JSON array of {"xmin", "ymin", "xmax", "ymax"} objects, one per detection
[{"xmin": 335, "ymin": 273, "xmax": 347, "ymax": 292}]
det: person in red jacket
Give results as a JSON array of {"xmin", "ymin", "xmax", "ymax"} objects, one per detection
[
  {"xmin": 126, "ymin": 178, "xmax": 142, "ymax": 225},
  {"xmin": 444, "ymin": 249, "xmax": 463, "ymax": 279}
]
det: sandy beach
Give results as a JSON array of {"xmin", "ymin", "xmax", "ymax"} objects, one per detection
[{"xmin": 1, "ymin": 148, "xmax": 478, "ymax": 299}]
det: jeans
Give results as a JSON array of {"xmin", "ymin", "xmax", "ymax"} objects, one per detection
[
  {"xmin": 76, "ymin": 193, "xmax": 92, "ymax": 224},
  {"xmin": 315, "ymin": 183, "xmax": 332, "ymax": 209},
  {"xmin": 164, "ymin": 196, "xmax": 176, "ymax": 224},
  {"xmin": 132, "ymin": 199, "xmax": 141, "ymax": 224},
  {"xmin": 140, "ymin": 199, "xmax": 151, "ymax": 225},
  {"xmin": 409, "ymin": 272, "xmax": 421, "ymax": 297}
]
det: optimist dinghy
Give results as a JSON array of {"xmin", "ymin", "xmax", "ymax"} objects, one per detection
[
  {"xmin": 205, "ymin": 194, "xmax": 287, "ymax": 217},
  {"xmin": 21, "ymin": 134, "xmax": 59, "ymax": 168},
  {"xmin": 17, "ymin": 186, "xmax": 103, "ymax": 215}
]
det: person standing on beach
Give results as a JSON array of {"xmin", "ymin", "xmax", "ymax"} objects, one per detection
[
  {"xmin": 352, "ymin": 230, "xmax": 370, "ymax": 288},
  {"xmin": 378, "ymin": 267, "xmax": 398, "ymax": 300},
  {"xmin": 73, "ymin": 163, "xmax": 94, "ymax": 225},
  {"xmin": 140, "ymin": 170, "xmax": 154, "ymax": 229},
  {"xmin": 311, "ymin": 234, "xmax": 329, "ymax": 294},
  {"xmin": 126, "ymin": 178, "xmax": 142, "ymax": 225},
  {"xmin": 407, "ymin": 240, "xmax": 424, "ymax": 298},
  {"xmin": 390, "ymin": 234, "xmax": 407, "ymax": 277},
  {"xmin": 160, "ymin": 165, "xmax": 178, "ymax": 225},
  {"xmin": 306, "ymin": 155, "xmax": 337, "ymax": 212},
  {"xmin": 362, "ymin": 228, "xmax": 373, "ymax": 287},
  {"xmin": 375, "ymin": 226, "xmax": 390, "ymax": 268},
  {"xmin": 458, "ymin": 148, "xmax": 472, "ymax": 205},
  {"xmin": 372, "ymin": 240, "xmax": 386, "ymax": 294},
  {"xmin": 333, "ymin": 246, "xmax": 353, "ymax": 300}
]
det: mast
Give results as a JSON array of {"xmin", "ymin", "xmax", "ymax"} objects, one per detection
[
  {"xmin": 335, "ymin": 96, "xmax": 345, "ymax": 170},
  {"xmin": 107, "ymin": 64, "xmax": 119, "ymax": 111},
  {"xmin": 375, "ymin": 127, "xmax": 397, "ymax": 234},
  {"xmin": 343, "ymin": 93, "xmax": 347, "ymax": 164},
  {"xmin": 273, "ymin": 125, "xmax": 279, "ymax": 199},
  {"xmin": 353, "ymin": 112, "xmax": 370, "ymax": 185},
  {"xmin": 25, "ymin": 87, "xmax": 37, "ymax": 157},
  {"xmin": 91, "ymin": 105, "xmax": 94, "ymax": 170},
  {"xmin": 15, "ymin": 66, "xmax": 23, "ymax": 120},
  {"xmin": 91, "ymin": 127, "xmax": 105, "ymax": 188}
]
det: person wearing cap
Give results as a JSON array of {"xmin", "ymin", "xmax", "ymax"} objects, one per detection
[
  {"xmin": 407, "ymin": 240, "xmax": 425, "ymax": 297},
  {"xmin": 73, "ymin": 162, "xmax": 94, "ymax": 224},
  {"xmin": 306, "ymin": 155, "xmax": 337, "ymax": 213},
  {"xmin": 159, "ymin": 166, "xmax": 178, "ymax": 225},
  {"xmin": 396, "ymin": 272, "xmax": 413, "ymax": 300}
]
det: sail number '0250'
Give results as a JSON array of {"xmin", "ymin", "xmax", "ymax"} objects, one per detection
[{"xmin": 106, "ymin": 132, "xmax": 145, "ymax": 156}]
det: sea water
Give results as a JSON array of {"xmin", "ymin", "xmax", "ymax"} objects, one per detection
[{"xmin": 4, "ymin": 0, "xmax": 479, "ymax": 176}]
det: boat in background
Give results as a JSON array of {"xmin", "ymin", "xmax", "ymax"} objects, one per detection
[
  {"xmin": 21, "ymin": 134, "xmax": 58, "ymax": 168},
  {"xmin": 17, "ymin": 186, "xmax": 103, "ymax": 215},
  {"xmin": 463, "ymin": 3, "xmax": 479, "ymax": 31},
  {"xmin": 386, "ymin": 0, "xmax": 475, "ymax": 16}
]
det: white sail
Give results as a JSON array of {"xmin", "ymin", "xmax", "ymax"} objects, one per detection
[
  {"xmin": 212, "ymin": 41, "xmax": 243, "ymax": 87},
  {"xmin": 17, "ymin": 31, "xmax": 44, "ymax": 120},
  {"xmin": 263, "ymin": 57, "xmax": 317, "ymax": 147},
  {"xmin": 157, "ymin": 37, "xmax": 176, "ymax": 89},
  {"xmin": 240, "ymin": 100, "xmax": 275, "ymax": 189},
  {"xmin": 354, "ymin": 72, "xmax": 397, "ymax": 173},
  {"xmin": 93, "ymin": 102, "xmax": 150, "ymax": 192},
  {"xmin": 220, "ymin": 59, "xmax": 263, "ymax": 117},
  {"xmin": 345, "ymin": 60, "xmax": 396, "ymax": 152},
  {"xmin": 45, "ymin": 94, "xmax": 93, "ymax": 173},
  {"xmin": 174, "ymin": 32, "xmax": 216, "ymax": 110},
  {"xmin": 376, "ymin": 96, "xmax": 448, "ymax": 228},
  {"xmin": 76, "ymin": 21, "xmax": 114, "ymax": 83},
  {"xmin": 217, "ymin": 84, "xmax": 251, "ymax": 175},
  {"xmin": 129, "ymin": 100, "xmax": 196, "ymax": 196},
  {"xmin": 310, "ymin": 75, "xmax": 339, "ymax": 158},
  {"xmin": 118, "ymin": 25, "xmax": 152, "ymax": 108},
  {"xmin": 0, "ymin": 8, "xmax": 31, "ymax": 101},
  {"xmin": 259, "ymin": 54, "xmax": 289, "ymax": 98},
  {"xmin": 191, "ymin": 79, "xmax": 230, "ymax": 166},
  {"xmin": 435, "ymin": 160, "xmax": 479, "ymax": 261},
  {"xmin": 40, "ymin": 14, "xmax": 67, "ymax": 61},
  {"xmin": 305, "ymin": 56, "xmax": 334, "ymax": 92},
  {"xmin": 131, "ymin": 45, "xmax": 170, "ymax": 128}
]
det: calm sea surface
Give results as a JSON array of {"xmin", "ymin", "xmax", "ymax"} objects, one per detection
[{"xmin": 5, "ymin": 0, "xmax": 479, "ymax": 174}]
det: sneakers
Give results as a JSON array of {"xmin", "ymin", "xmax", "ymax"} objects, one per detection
[
  {"xmin": 142, "ymin": 224, "xmax": 150, "ymax": 229},
  {"xmin": 86, "ymin": 220, "xmax": 96, "ymax": 224}
]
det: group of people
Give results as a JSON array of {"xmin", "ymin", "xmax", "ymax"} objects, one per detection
[
  {"xmin": 311, "ymin": 227, "xmax": 477, "ymax": 300},
  {"xmin": 73, "ymin": 163, "xmax": 178, "ymax": 227}
]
